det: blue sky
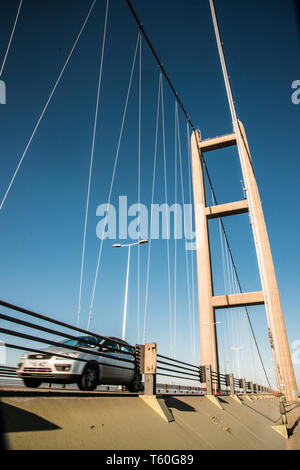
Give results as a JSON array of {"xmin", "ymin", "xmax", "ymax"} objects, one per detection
[{"xmin": 0, "ymin": 0, "xmax": 299, "ymax": 389}]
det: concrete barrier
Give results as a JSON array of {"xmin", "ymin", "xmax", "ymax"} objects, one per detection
[{"xmin": 1, "ymin": 394, "xmax": 298, "ymax": 450}]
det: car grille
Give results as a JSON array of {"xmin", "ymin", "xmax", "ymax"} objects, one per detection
[{"xmin": 23, "ymin": 368, "xmax": 52, "ymax": 374}]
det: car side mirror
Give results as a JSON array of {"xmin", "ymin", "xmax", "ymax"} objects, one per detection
[{"xmin": 99, "ymin": 346, "xmax": 110, "ymax": 352}]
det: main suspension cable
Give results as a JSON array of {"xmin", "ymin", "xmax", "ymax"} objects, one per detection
[{"xmin": 126, "ymin": 0, "xmax": 194, "ymax": 130}]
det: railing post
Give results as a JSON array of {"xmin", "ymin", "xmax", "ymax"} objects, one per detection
[
  {"xmin": 144, "ymin": 342, "xmax": 157, "ymax": 396},
  {"xmin": 226, "ymin": 373, "xmax": 235, "ymax": 395},
  {"xmin": 135, "ymin": 343, "xmax": 146, "ymax": 393},
  {"xmin": 199, "ymin": 365, "xmax": 206, "ymax": 391},
  {"xmin": 205, "ymin": 365, "xmax": 213, "ymax": 395},
  {"xmin": 241, "ymin": 378, "xmax": 247, "ymax": 394}
]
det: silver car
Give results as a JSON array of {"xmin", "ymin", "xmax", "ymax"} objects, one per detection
[{"xmin": 17, "ymin": 335, "xmax": 143, "ymax": 392}]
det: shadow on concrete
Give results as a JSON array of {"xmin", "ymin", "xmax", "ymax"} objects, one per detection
[
  {"xmin": 285, "ymin": 403, "xmax": 300, "ymax": 437},
  {"xmin": 165, "ymin": 397, "xmax": 196, "ymax": 412},
  {"xmin": 0, "ymin": 402, "xmax": 61, "ymax": 434},
  {"xmin": 218, "ymin": 397, "xmax": 230, "ymax": 405},
  {"xmin": 288, "ymin": 415, "xmax": 300, "ymax": 437},
  {"xmin": 240, "ymin": 401, "xmax": 281, "ymax": 424},
  {"xmin": 286, "ymin": 403, "xmax": 300, "ymax": 414}
]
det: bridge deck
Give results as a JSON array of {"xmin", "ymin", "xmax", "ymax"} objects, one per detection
[{"xmin": 1, "ymin": 393, "xmax": 299, "ymax": 450}]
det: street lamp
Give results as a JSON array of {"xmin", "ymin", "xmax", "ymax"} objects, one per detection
[
  {"xmin": 112, "ymin": 240, "xmax": 148, "ymax": 340},
  {"xmin": 200, "ymin": 321, "xmax": 221, "ymax": 393}
]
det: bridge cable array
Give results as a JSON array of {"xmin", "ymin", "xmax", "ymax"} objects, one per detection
[
  {"xmin": 87, "ymin": 31, "xmax": 142, "ymax": 329},
  {"xmin": 160, "ymin": 75, "xmax": 174, "ymax": 358},
  {"xmin": 0, "ymin": 0, "xmax": 271, "ymax": 387},
  {"xmin": 141, "ymin": 75, "xmax": 198, "ymax": 362},
  {"xmin": 77, "ymin": 0, "xmax": 110, "ymax": 331},
  {"xmin": 142, "ymin": 74, "xmax": 161, "ymax": 346},
  {"xmin": 125, "ymin": 0, "xmax": 271, "ymax": 385},
  {"xmin": 175, "ymin": 103, "xmax": 194, "ymax": 361},
  {"xmin": 0, "ymin": 0, "xmax": 98, "ymax": 211}
]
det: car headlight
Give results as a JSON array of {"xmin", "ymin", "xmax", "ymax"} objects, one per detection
[{"xmin": 57, "ymin": 352, "xmax": 79, "ymax": 359}]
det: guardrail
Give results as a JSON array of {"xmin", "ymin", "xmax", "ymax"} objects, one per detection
[
  {"xmin": 156, "ymin": 384, "xmax": 204, "ymax": 394},
  {"xmin": 0, "ymin": 366, "xmax": 20, "ymax": 380},
  {"xmin": 135, "ymin": 343, "xmax": 274, "ymax": 397},
  {"xmin": 0, "ymin": 300, "xmax": 136, "ymax": 389},
  {"xmin": 0, "ymin": 300, "xmax": 274, "ymax": 396}
]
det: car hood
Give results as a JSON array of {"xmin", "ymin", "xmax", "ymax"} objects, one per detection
[{"xmin": 33, "ymin": 347, "xmax": 92, "ymax": 356}]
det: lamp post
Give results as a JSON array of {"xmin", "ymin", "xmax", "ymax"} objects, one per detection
[
  {"xmin": 112, "ymin": 240, "xmax": 148, "ymax": 341},
  {"xmin": 200, "ymin": 321, "xmax": 221, "ymax": 393}
]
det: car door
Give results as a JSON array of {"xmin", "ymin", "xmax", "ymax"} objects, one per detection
[
  {"xmin": 98, "ymin": 339, "xmax": 123, "ymax": 384},
  {"xmin": 118, "ymin": 344, "xmax": 135, "ymax": 384}
]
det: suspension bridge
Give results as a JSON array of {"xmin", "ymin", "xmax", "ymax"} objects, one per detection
[{"xmin": 0, "ymin": 0, "xmax": 299, "ymax": 451}]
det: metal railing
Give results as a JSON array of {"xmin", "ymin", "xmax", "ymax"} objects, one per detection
[
  {"xmin": 135, "ymin": 343, "xmax": 274, "ymax": 397},
  {"xmin": 0, "ymin": 300, "xmax": 274, "ymax": 397},
  {"xmin": 0, "ymin": 300, "xmax": 136, "ymax": 385},
  {"xmin": 156, "ymin": 384, "xmax": 204, "ymax": 394},
  {"xmin": 157, "ymin": 355, "xmax": 202, "ymax": 382},
  {"xmin": 0, "ymin": 365, "xmax": 20, "ymax": 381}
]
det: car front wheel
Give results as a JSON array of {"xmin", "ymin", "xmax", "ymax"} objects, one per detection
[
  {"xmin": 23, "ymin": 379, "xmax": 42, "ymax": 388},
  {"xmin": 78, "ymin": 364, "xmax": 98, "ymax": 391}
]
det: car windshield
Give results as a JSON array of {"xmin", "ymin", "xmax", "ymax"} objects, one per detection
[{"xmin": 60, "ymin": 336, "xmax": 98, "ymax": 348}]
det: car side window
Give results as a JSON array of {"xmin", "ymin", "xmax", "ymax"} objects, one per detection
[
  {"xmin": 120, "ymin": 345, "xmax": 132, "ymax": 354},
  {"xmin": 101, "ymin": 340, "xmax": 119, "ymax": 352},
  {"xmin": 78, "ymin": 336, "xmax": 98, "ymax": 348}
]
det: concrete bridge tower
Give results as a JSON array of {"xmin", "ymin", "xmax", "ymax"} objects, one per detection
[{"xmin": 190, "ymin": 0, "xmax": 298, "ymax": 402}]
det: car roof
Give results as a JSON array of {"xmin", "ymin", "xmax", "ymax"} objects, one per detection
[{"xmin": 108, "ymin": 336, "xmax": 131, "ymax": 346}]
